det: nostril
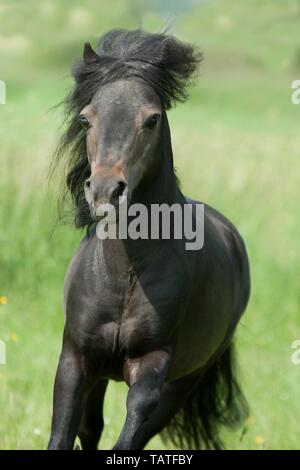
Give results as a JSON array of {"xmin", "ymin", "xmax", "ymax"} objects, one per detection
[
  {"xmin": 111, "ymin": 180, "xmax": 127, "ymax": 201},
  {"xmin": 117, "ymin": 181, "xmax": 127, "ymax": 196},
  {"xmin": 85, "ymin": 179, "xmax": 91, "ymax": 189}
]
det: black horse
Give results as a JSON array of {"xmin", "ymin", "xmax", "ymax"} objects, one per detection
[{"xmin": 48, "ymin": 29, "xmax": 250, "ymax": 450}]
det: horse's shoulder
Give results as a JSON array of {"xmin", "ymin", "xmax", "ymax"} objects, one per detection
[{"xmin": 63, "ymin": 231, "xmax": 97, "ymax": 307}]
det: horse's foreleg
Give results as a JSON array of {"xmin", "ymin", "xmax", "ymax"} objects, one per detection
[
  {"xmin": 48, "ymin": 332, "xmax": 84, "ymax": 450},
  {"xmin": 113, "ymin": 349, "xmax": 171, "ymax": 450},
  {"xmin": 78, "ymin": 379, "xmax": 108, "ymax": 450}
]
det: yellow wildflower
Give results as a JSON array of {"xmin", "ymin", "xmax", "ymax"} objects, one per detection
[
  {"xmin": 10, "ymin": 333, "xmax": 19, "ymax": 342},
  {"xmin": 255, "ymin": 435, "xmax": 265, "ymax": 445},
  {"xmin": 0, "ymin": 296, "xmax": 8, "ymax": 305}
]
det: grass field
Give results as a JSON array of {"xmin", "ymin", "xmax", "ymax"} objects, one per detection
[{"xmin": 1, "ymin": 0, "xmax": 300, "ymax": 450}]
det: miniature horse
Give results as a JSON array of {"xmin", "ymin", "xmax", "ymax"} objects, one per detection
[{"xmin": 48, "ymin": 29, "xmax": 250, "ymax": 450}]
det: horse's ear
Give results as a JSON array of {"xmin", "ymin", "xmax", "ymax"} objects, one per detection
[{"xmin": 83, "ymin": 42, "xmax": 99, "ymax": 64}]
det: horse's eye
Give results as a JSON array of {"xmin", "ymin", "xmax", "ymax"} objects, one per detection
[
  {"xmin": 144, "ymin": 113, "xmax": 160, "ymax": 130},
  {"xmin": 79, "ymin": 114, "xmax": 90, "ymax": 130}
]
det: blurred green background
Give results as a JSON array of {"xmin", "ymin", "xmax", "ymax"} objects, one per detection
[{"xmin": 0, "ymin": 0, "xmax": 300, "ymax": 450}]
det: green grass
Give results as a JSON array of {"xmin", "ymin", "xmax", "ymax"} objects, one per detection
[{"xmin": 1, "ymin": 0, "xmax": 300, "ymax": 450}]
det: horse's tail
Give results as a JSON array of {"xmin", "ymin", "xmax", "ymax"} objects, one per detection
[{"xmin": 162, "ymin": 343, "xmax": 249, "ymax": 449}]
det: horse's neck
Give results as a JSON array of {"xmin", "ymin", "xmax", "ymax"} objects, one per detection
[{"xmin": 99, "ymin": 175, "xmax": 182, "ymax": 274}]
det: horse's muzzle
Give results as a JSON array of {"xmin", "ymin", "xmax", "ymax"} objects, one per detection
[{"xmin": 84, "ymin": 175, "xmax": 128, "ymax": 221}]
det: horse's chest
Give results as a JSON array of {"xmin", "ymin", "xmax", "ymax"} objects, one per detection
[
  {"xmin": 118, "ymin": 274, "xmax": 186, "ymax": 353},
  {"xmin": 67, "ymin": 265, "xmax": 187, "ymax": 362}
]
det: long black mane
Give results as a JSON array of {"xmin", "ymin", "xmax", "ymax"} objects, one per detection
[{"xmin": 54, "ymin": 29, "xmax": 201, "ymax": 228}]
